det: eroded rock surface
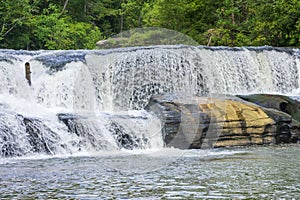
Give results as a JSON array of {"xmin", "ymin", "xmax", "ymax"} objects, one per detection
[{"xmin": 146, "ymin": 93, "xmax": 300, "ymax": 149}]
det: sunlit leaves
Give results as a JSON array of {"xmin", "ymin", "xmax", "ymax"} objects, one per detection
[{"xmin": 30, "ymin": 4, "xmax": 102, "ymax": 49}]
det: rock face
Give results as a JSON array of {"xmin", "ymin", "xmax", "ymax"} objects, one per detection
[{"xmin": 145, "ymin": 93, "xmax": 300, "ymax": 149}]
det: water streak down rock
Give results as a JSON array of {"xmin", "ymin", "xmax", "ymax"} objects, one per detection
[
  {"xmin": 57, "ymin": 113, "xmax": 150, "ymax": 150},
  {"xmin": 145, "ymin": 93, "xmax": 300, "ymax": 149},
  {"xmin": 0, "ymin": 110, "xmax": 60, "ymax": 157}
]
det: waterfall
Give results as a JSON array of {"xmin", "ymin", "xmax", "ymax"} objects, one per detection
[{"xmin": 0, "ymin": 46, "xmax": 299, "ymax": 157}]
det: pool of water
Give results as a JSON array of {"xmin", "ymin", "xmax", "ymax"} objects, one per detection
[{"xmin": 0, "ymin": 145, "xmax": 299, "ymax": 199}]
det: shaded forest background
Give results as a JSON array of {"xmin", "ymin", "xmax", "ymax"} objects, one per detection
[{"xmin": 1, "ymin": 0, "xmax": 300, "ymax": 50}]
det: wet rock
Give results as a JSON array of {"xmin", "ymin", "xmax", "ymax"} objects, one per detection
[
  {"xmin": 57, "ymin": 113, "xmax": 87, "ymax": 136},
  {"xmin": 57, "ymin": 113, "xmax": 148, "ymax": 150},
  {"xmin": 57, "ymin": 113, "xmax": 110, "ymax": 150},
  {"xmin": 146, "ymin": 93, "xmax": 300, "ymax": 149},
  {"xmin": 108, "ymin": 121, "xmax": 148, "ymax": 150},
  {"xmin": 0, "ymin": 113, "xmax": 24, "ymax": 157},
  {"xmin": 290, "ymin": 120, "xmax": 300, "ymax": 143},
  {"xmin": 237, "ymin": 94, "xmax": 300, "ymax": 122},
  {"xmin": 23, "ymin": 117, "xmax": 59, "ymax": 154},
  {"xmin": 145, "ymin": 94, "xmax": 215, "ymax": 149},
  {"xmin": 0, "ymin": 110, "xmax": 59, "ymax": 157},
  {"xmin": 238, "ymin": 94, "xmax": 300, "ymax": 144}
]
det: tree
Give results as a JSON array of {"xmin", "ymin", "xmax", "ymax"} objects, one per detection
[
  {"xmin": 1, "ymin": 0, "xmax": 300, "ymax": 49},
  {"xmin": 0, "ymin": 0, "xmax": 34, "ymax": 49},
  {"xmin": 204, "ymin": 0, "xmax": 252, "ymax": 46},
  {"xmin": 29, "ymin": 4, "xmax": 102, "ymax": 49},
  {"xmin": 84, "ymin": 0, "xmax": 122, "ymax": 37},
  {"xmin": 249, "ymin": 0, "xmax": 300, "ymax": 46},
  {"xmin": 121, "ymin": 0, "xmax": 147, "ymax": 29},
  {"xmin": 142, "ymin": 0, "xmax": 222, "ymax": 45}
]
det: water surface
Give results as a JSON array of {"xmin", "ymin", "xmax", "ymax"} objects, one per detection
[{"xmin": 0, "ymin": 145, "xmax": 299, "ymax": 199}]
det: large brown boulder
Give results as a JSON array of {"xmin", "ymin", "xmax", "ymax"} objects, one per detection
[{"xmin": 145, "ymin": 93, "xmax": 300, "ymax": 149}]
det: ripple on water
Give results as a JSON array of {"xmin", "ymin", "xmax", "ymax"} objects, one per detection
[{"xmin": 0, "ymin": 145, "xmax": 299, "ymax": 199}]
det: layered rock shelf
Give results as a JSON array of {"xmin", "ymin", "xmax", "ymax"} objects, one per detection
[{"xmin": 145, "ymin": 93, "xmax": 300, "ymax": 149}]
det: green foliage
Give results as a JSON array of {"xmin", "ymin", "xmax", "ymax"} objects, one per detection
[
  {"xmin": 205, "ymin": 0, "xmax": 252, "ymax": 46},
  {"xmin": 0, "ymin": 1, "xmax": 102, "ymax": 49},
  {"xmin": 1, "ymin": 0, "xmax": 300, "ymax": 49},
  {"xmin": 29, "ymin": 4, "xmax": 102, "ymax": 49},
  {"xmin": 142, "ymin": 0, "xmax": 300, "ymax": 47},
  {"xmin": 86, "ymin": 0, "xmax": 122, "ymax": 37},
  {"xmin": 249, "ymin": 0, "xmax": 300, "ymax": 46},
  {"xmin": 0, "ymin": 0, "xmax": 33, "ymax": 48},
  {"xmin": 143, "ymin": 0, "xmax": 223, "ymax": 45},
  {"xmin": 121, "ymin": 0, "xmax": 148, "ymax": 29}
]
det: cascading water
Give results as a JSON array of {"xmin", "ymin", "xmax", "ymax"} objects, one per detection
[{"xmin": 0, "ymin": 46, "xmax": 300, "ymax": 157}]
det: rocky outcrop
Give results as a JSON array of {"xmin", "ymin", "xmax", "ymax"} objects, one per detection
[{"xmin": 145, "ymin": 93, "xmax": 300, "ymax": 149}]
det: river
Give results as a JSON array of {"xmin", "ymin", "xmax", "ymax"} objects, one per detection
[
  {"xmin": 0, "ymin": 145, "xmax": 299, "ymax": 199},
  {"xmin": 1, "ymin": 46, "xmax": 300, "ymax": 199}
]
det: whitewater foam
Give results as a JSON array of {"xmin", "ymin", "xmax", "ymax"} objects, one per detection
[{"xmin": 0, "ymin": 46, "xmax": 300, "ymax": 157}]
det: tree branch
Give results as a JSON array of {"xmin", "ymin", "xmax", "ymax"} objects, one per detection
[
  {"xmin": 60, "ymin": 0, "xmax": 69, "ymax": 16},
  {"xmin": 1, "ymin": 17, "xmax": 25, "ymax": 38}
]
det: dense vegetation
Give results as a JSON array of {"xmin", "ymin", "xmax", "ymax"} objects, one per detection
[{"xmin": 1, "ymin": 0, "xmax": 300, "ymax": 49}]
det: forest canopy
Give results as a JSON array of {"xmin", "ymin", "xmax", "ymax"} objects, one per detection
[{"xmin": 1, "ymin": 0, "xmax": 300, "ymax": 50}]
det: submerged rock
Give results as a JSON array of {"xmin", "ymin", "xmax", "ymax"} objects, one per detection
[{"xmin": 146, "ymin": 93, "xmax": 300, "ymax": 149}]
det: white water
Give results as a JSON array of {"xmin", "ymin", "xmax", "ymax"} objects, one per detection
[{"xmin": 0, "ymin": 46, "xmax": 300, "ymax": 157}]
